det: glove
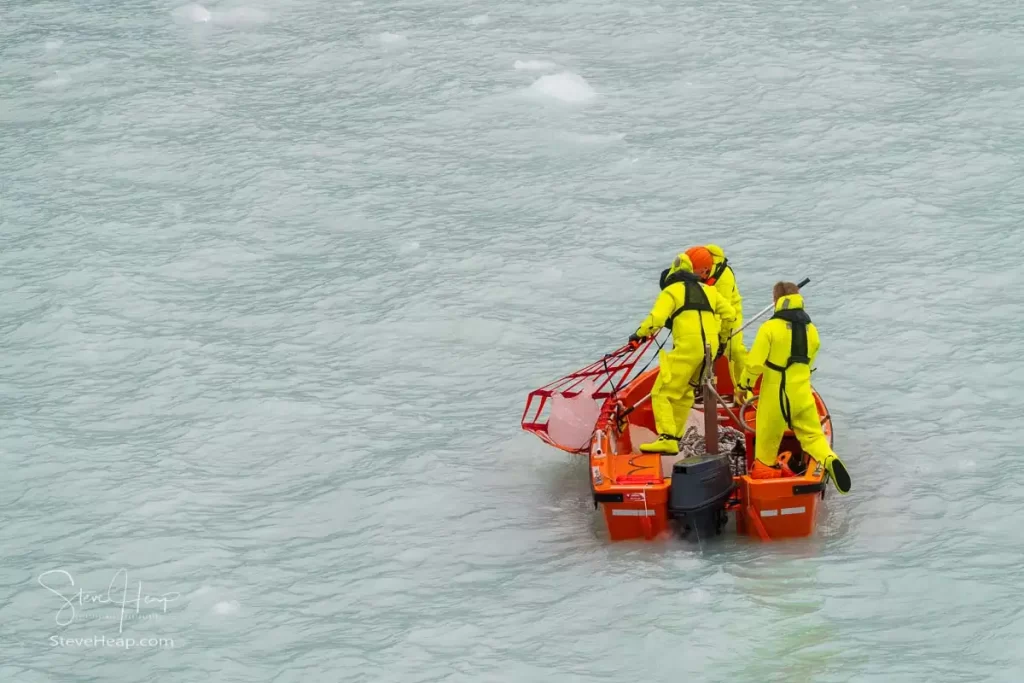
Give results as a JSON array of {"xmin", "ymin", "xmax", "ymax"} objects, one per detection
[{"xmin": 626, "ymin": 331, "xmax": 651, "ymax": 350}]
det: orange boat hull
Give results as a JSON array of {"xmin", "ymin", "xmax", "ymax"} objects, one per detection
[{"xmin": 589, "ymin": 355, "xmax": 834, "ymax": 542}]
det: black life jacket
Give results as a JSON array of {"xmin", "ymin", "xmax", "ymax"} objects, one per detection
[
  {"xmin": 765, "ymin": 307, "xmax": 811, "ymax": 371},
  {"xmin": 660, "ymin": 270, "xmax": 714, "ymax": 387},
  {"xmin": 706, "ymin": 258, "xmax": 730, "ymax": 286},
  {"xmin": 662, "ymin": 270, "xmax": 713, "ymax": 328},
  {"xmin": 764, "ymin": 305, "xmax": 812, "ymax": 428}
]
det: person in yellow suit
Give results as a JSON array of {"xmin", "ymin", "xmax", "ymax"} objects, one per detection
[
  {"xmin": 630, "ymin": 252, "xmax": 736, "ymax": 454},
  {"xmin": 737, "ymin": 282, "xmax": 851, "ymax": 493},
  {"xmin": 698, "ymin": 245, "xmax": 748, "ymax": 392}
]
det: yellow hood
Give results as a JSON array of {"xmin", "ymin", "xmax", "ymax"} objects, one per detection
[
  {"xmin": 775, "ymin": 293, "xmax": 805, "ymax": 311},
  {"xmin": 705, "ymin": 244, "xmax": 726, "ymax": 264},
  {"xmin": 668, "ymin": 252, "xmax": 694, "ymax": 276}
]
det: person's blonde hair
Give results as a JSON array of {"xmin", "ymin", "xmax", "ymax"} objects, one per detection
[{"xmin": 773, "ymin": 281, "xmax": 800, "ymax": 302}]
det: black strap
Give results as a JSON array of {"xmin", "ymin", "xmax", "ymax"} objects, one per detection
[
  {"xmin": 771, "ymin": 308, "xmax": 811, "ymax": 364},
  {"xmin": 664, "ymin": 274, "xmax": 713, "ymax": 331},
  {"xmin": 660, "ymin": 267, "xmax": 709, "ymax": 292},
  {"xmin": 660, "ymin": 272, "xmax": 714, "ymax": 387},
  {"xmin": 708, "ymin": 258, "xmax": 729, "ymax": 285},
  {"xmin": 764, "ymin": 306, "xmax": 812, "ymax": 428}
]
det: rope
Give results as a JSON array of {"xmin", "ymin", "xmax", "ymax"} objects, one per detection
[
  {"xmin": 600, "ymin": 354, "xmax": 618, "ymax": 403},
  {"xmin": 627, "ymin": 331, "xmax": 666, "ymax": 387}
]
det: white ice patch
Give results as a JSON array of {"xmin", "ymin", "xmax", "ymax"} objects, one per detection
[
  {"xmin": 172, "ymin": 3, "xmax": 212, "ymax": 23},
  {"xmin": 514, "ymin": 59, "xmax": 557, "ymax": 72},
  {"xmin": 379, "ymin": 32, "xmax": 408, "ymax": 50},
  {"xmin": 190, "ymin": 586, "xmax": 241, "ymax": 617},
  {"xmin": 172, "ymin": 4, "xmax": 269, "ymax": 27},
  {"xmin": 36, "ymin": 71, "xmax": 69, "ymax": 89},
  {"xmin": 562, "ymin": 132, "xmax": 626, "ymax": 145},
  {"xmin": 213, "ymin": 600, "xmax": 240, "ymax": 615},
  {"xmin": 527, "ymin": 71, "xmax": 596, "ymax": 104},
  {"xmin": 464, "ymin": 14, "xmax": 489, "ymax": 25}
]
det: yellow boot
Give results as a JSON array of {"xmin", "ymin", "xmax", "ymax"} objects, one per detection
[{"xmin": 639, "ymin": 434, "xmax": 680, "ymax": 454}]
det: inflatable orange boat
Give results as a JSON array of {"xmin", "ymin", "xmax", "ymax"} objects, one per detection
[{"xmin": 521, "ymin": 338, "xmax": 835, "ymax": 542}]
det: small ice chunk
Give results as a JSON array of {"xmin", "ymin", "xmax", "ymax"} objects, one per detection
[
  {"xmin": 379, "ymin": 32, "xmax": 408, "ymax": 50},
  {"xmin": 514, "ymin": 59, "xmax": 557, "ymax": 72},
  {"xmin": 528, "ymin": 71, "xmax": 596, "ymax": 103},
  {"xmin": 172, "ymin": 3, "xmax": 212, "ymax": 23}
]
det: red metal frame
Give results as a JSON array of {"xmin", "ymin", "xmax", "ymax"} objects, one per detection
[{"xmin": 521, "ymin": 337, "xmax": 658, "ymax": 453}]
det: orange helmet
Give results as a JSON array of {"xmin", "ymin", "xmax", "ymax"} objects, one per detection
[{"xmin": 685, "ymin": 246, "xmax": 713, "ymax": 278}]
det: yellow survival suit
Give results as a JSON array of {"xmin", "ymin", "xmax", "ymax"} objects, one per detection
[
  {"xmin": 704, "ymin": 245, "xmax": 748, "ymax": 390},
  {"xmin": 737, "ymin": 287, "xmax": 851, "ymax": 493},
  {"xmin": 631, "ymin": 253, "xmax": 736, "ymax": 454}
]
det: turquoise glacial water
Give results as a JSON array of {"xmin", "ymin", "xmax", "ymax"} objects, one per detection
[{"xmin": 2, "ymin": 1, "xmax": 1023, "ymax": 681}]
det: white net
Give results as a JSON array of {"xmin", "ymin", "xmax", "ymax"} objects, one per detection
[{"xmin": 545, "ymin": 378, "xmax": 602, "ymax": 452}]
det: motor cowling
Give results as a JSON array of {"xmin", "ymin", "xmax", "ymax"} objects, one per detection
[{"xmin": 668, "ymin": 454, "xmax": 735, "ymax": 539}]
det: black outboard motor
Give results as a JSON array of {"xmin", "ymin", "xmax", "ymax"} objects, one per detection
[{"xmin": 668, "ymin": 454, "xmax": 735, "ymax": 540}]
